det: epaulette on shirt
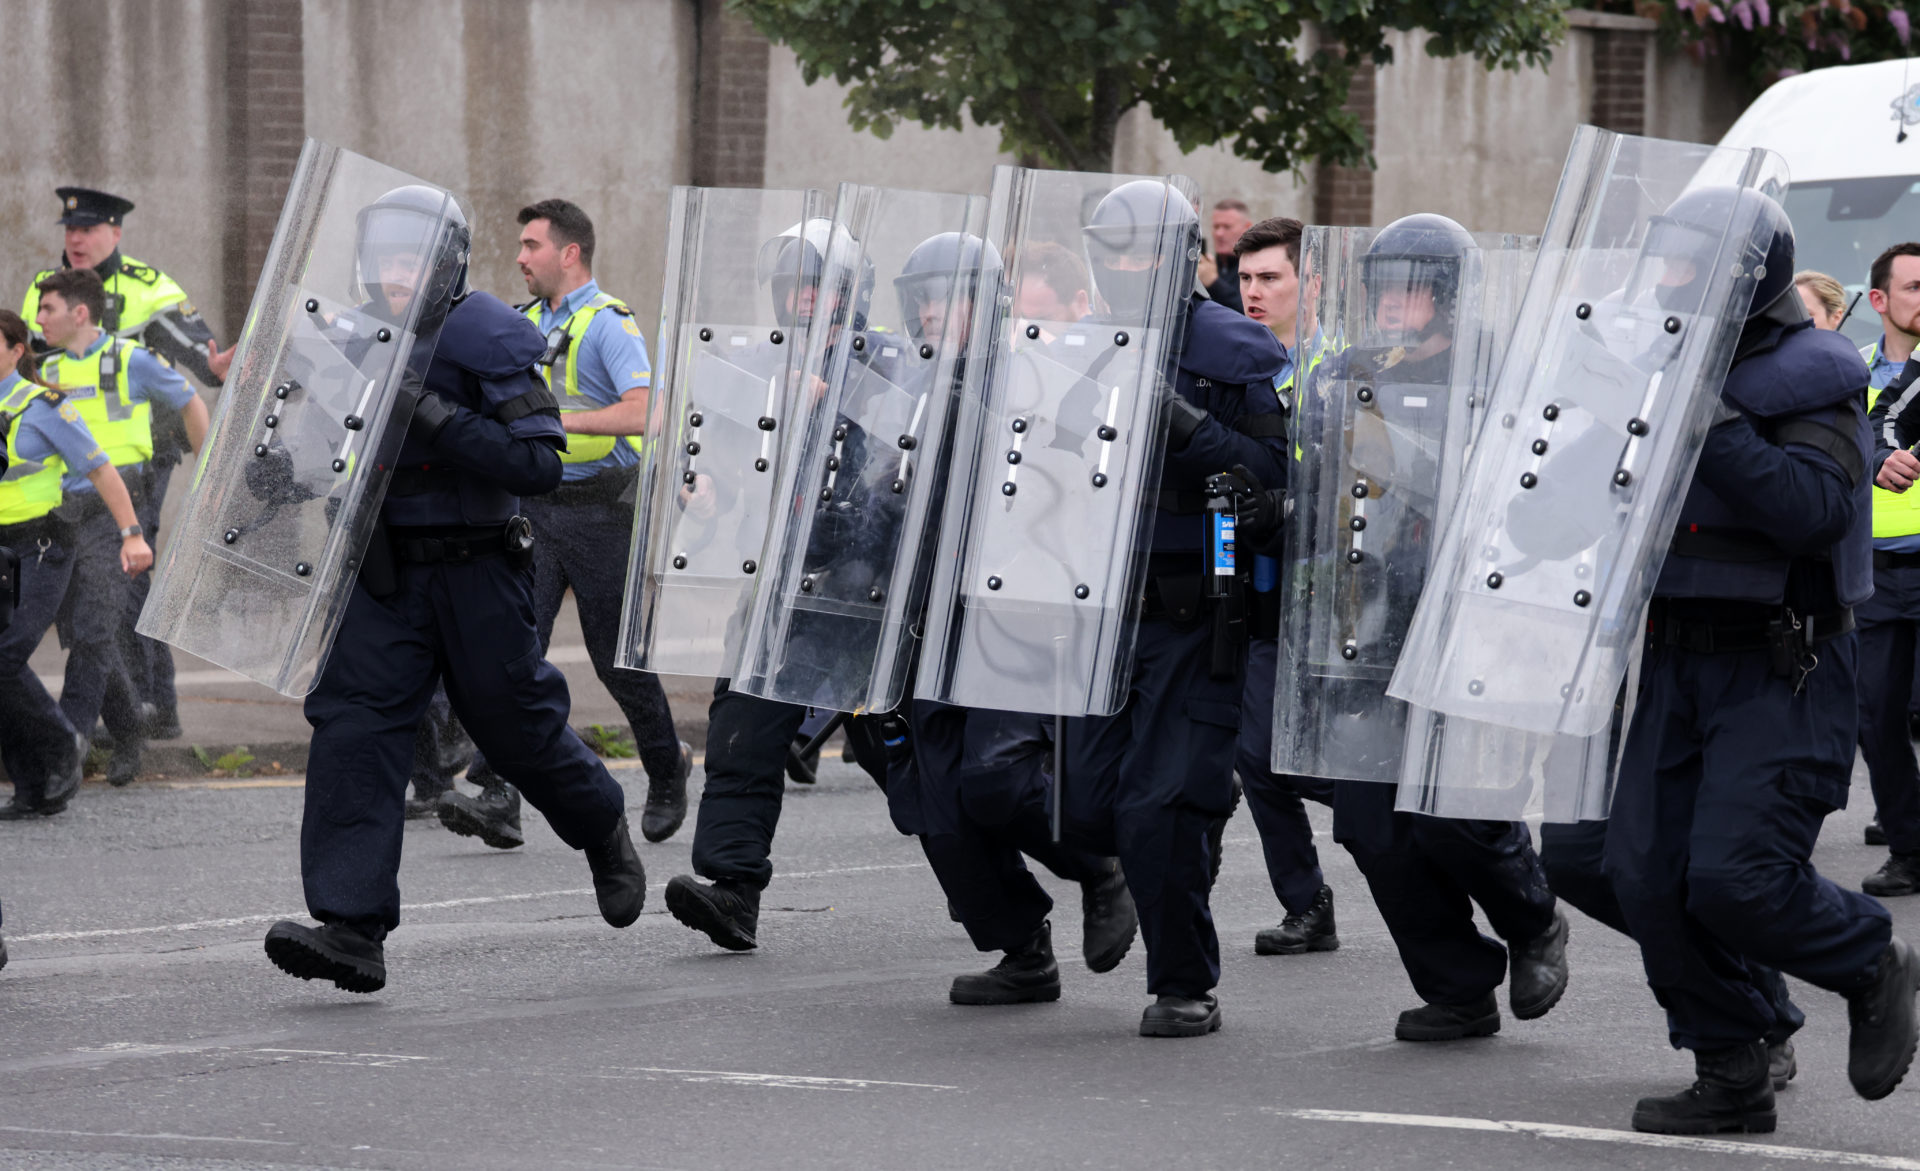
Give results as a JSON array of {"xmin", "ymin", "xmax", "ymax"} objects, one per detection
[
  {"xmin": 608, "ymin": 303, "xmax": 632, "ymax": 317},
  {"xmin": 118, "ymin": 258, "xmax": 161, "ymax": 285}
]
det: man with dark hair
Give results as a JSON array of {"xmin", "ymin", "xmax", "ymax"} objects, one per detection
[
  {"xmin": 22, "ymin": 186, "xmax": 235, "ymax": 750},
  {"xmin": 32, "ymin": 268, "xmax": 207, "ymax": 790},
  {"xmin": 1197, "ymin": 198, "xmax": 1252, "ymax": 312},
  {"xmin": 1857, "ymin": 240, "xmax": 1920, "ymax": 892},
  {"xmin": 432, "ymin": 198, "xmax": 690, "ymax": 849},
  {"xmin": 1012, "ymin": 242, "xmax": 1091, "ymax": 331},
  {"xmin": 1224, "ymin": 215, "xmax": 1342, "ymax": 957}
]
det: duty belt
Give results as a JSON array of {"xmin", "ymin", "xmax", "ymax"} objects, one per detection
[
  {"xmin": 389, "ymin": 521, "xmax": 531, "ymax": 565},
  {"xmin": 1873, "ymin": 549, "xmax": 1920, "ymax": 571},
  {"xmin": 1647, "ymin": 599, "xmax": 1853, "ymax": 692},
  {"xmin": 0, "ymin": 515, "xmax": 68, "ymax": 548}
]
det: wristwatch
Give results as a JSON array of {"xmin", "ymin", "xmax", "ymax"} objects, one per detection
[{"xmin": 119, "ymin": 523, "xmax": 144, "ymax": 539}]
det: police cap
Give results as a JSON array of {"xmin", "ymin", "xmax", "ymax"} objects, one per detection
[{"xmin": 54, "ymin": 186, "xmax": 135, "ymax": 227}]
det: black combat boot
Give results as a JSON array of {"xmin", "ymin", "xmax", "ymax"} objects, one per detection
[
  {"xmin": 106, "ymin": 738, "xmax": 142, "ymax": 788},
  {"xmin": 1395, "ymin": 992, "xmax": 1501, "ymax": 1041},
  {"xmin": 641, "ymin": 740, "xmax": 692, "ymax": 843},
  {"xmin": 36, "ymin": 732, "xmax": 85, "ymax": 814},
  {"xmin": 1508, "ymin": 906, "xmax": 1571, "ymax": 1020},
  {"xmin": 1848, "ymin": 936, "xmax": 1919, "ymax": 1101},
  {"xmin": 584, "ymin": 815, "xmax": 646, "ymax": 928},
  {"xmin": 1768, "ymin": 1038, "xmax": 1797, "ymax": 1091},
  {"xmin": 1867, "ymin": 818, "xmax": 1888, "ymax": 847},
  {"xmin": 1862, "ymin": 853, "xmax": 1920, "ymax": 898},
  {"xmin": 263, "ymin": 920, "xmax": 386, "ymax": 994},
  {"xmin": 0, "ymin": 796, "xmax": 45, "ymax": 820},
  {"xmin": 665, "ymin": 875, "xmax": 760, "ymax": 951},
  {"xmin": 1631, "ymin": 1041, "xmax": 1775, "ymax": 1134},
  {"xmin": 146, "ymin": 704, "xmax": 183, "ymax": 741},
  {"xmin": 404, "ymin": 777, "xmax": 454, "ymax": 820},
  {"xmin": 0, "ymin": 933, "xmax": 8, "ymax": 971},
  {"xmin": 1080, "ymin": 860, "xmax": 1138, "ymax": 973},
  {"xmin": 950, "ymin": 921, "xmax": 1061, "ymax": 1005},
  {"xmin": 1255, "ymin": 884, "xmax": 1340, "ymax": 956},
  {"xmin": 1140, "ymin": 993, "xmax": 1222, "ymax": 1037},
  {"xmin": 436, "ymin": 779, "xmax": 524, "ymax": 849}
]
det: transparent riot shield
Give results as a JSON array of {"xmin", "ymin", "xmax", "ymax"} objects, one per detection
[
  {"xmin": 731, "ymin": 183, "xmax": 991, "ymax": 714},
  {"xmin": 614, "ymin": 186, "xmax": 827, "ymax": 679},
  {"xmin": 137, "ymin": 140, "xmax": 461, "ymax": 696},
  {"xmin": 917, "ymin": 166, "xmax": 1197, "ymax": 717},
  {"xmin": 1389, "ymin": 127, "xmax": 1790, "ymax": 748},
  {"xmin": 1271, "ymin": 224, "xmax": 1535, "ymax": 781}
]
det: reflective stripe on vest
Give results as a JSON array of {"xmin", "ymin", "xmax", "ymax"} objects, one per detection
[
  {"xmin": 41, "ymin": 338, "xmax": 151, "ymax": 467},
  {"xmin": 523, "ymin": 292, "xmax": 638, "ymax": 464},
  {"xmin": 1869, "ymin": 340, "xmax": 1920, "ymax": 539},
  {"xmin": 0, "ymin": 385, "xmax": 68, "ymax": 525}
]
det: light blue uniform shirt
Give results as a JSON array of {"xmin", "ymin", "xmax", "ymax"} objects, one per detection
[
  {"xmin": 1866, "ymin": 337, "xmax": 1920, "ymax": 551},
  {"xmin": 1, "ymin": 371, "xmax": 111, "ymax": 493},
  {"xmin": 528, "ymin": 279, "xmax": 651, "ymax": 483},
  {"xmin": 54, "ymin": 332, "xmax": 192, "ymax": 494}
]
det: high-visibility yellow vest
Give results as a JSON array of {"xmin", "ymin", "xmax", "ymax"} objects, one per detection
[
  {"xmin": 21, "ymin": 254, "xmax": 190, "ymax": 338},
  {"xmin": 1864, "ymin": 341, "xmax": 1920, "ymax": 539},
  {"xmin": 40, "ymin": 337, "xmax": 151, "ymax": 468},
  {"xmin": 0, "ymin": 382, "xmax": 70, "ymax": 525},
  {"xmin": 522, "ymin": 292, "xmax": 646, "ymax": 465}
]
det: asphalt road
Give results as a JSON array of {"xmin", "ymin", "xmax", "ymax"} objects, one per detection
[{"xmin": 3, "ymin": 753, "xmax": 1918, "ymax": 1171}]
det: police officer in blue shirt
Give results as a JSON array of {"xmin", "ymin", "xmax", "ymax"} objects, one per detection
[
  {"xmin": 1598, "ymin": 189, "xmax": 1917, "ymax": 1135},
  {"xmin": 431, "ymin": 199, "xmax": 690, "ymax": 851},
  {"xmin": 264, "ymin": 187, "xmax": 645, "ymax": 994},
  {"xmin": 1853, "ymin": 242, "xmax": 1920, "ymax": 874},
  {"xmin": 0, "ymin": 307, "xmax": 153, "ymax": 819},
  {"xmin": 32, "ymin": 268, "xmax": 205, "ymax": 788}
]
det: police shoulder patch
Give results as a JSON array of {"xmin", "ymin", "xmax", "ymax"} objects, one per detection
[
  {"xmin": 57, "ymin": 401, "xmax": 83, "ymax": 425},
  {"xmin": 621, "ymin": 317, "xmax": 642, "ymax": 338}
]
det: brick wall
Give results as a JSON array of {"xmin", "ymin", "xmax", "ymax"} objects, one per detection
[
  {"xmin": 1314, "ymin": 60, "xmax": 1375, "ymax": 226},
  {"xmin": 220, "ymin": 0, "xmax": 305, "ymax": 332},
  {"xmin": 1590, "ymin": 29, "xmax": 1650, "ymax": 135},
  {"xmin": 691, "ymin": 0, "xmax": 770, "ymax": 188}
]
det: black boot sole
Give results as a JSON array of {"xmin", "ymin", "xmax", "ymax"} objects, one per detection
[
  {"xmin": 264, "ymin": 928, "xmax": 385, "ymax": 994},
  {"xmin": 437, "ymin": 802, "xmax": 524, "ymax": 850},
  {"xmin": 951, "ymin": 976, "xmax": 1062, "ymax": 1006},
  {"xmin": 1255, "ymin": 933, "xmax": 1340, "ymax": 957},
  {"xmin": 640, "ymin": 805, "xmax": 687, "ymax": 844},
  {"xmin": 1631, "ymin": 1108, "xmax": 1776, "ymax": 1135},
  {"xmin": 1511, "ymin": 970, "xmax": 1570, "ymax": 1021},
  {"xmin": 665, "ymin": 878, "xmax": 757, "ymax": 951},
  {"xmin": 1851, "ymin": 945, "xmax": 1920, "ymax": 1101},
  {"xmin": 1395, "ymin": 1011, "xmax": 1501, "ymax": 1042},
  {"xmin": 1084, "ymin": 926, "xmax": 1137, "ymax": 974},
  {"xmin": 1140, "ymin": 1004, "xmax": 1223, "ymax": 1037}
]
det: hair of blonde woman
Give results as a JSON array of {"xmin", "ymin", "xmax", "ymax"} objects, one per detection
[{"xmin": 1794, "ymin": 270, "xmax": 1847, "ymax": 322}]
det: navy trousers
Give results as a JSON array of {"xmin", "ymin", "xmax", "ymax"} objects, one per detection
[
  {"xmin": 53, "ymin": 501, "xmax": 143, "ymax": 744},
  {"xmin": 0, "ymin": 521, "xmax": 82, "ymax": 800},
  {"xmin": 1238, "ymin": 639, "xmax": 1336, "ymax": 915},
  {"xmin": 1604, "ymin": 632, "xmax": 1892, "ymax": 1051},
  {"xmin": 905, "ymin": 699, "xmax": 1111, "ymax": 953},
  {"xmin": 1334, "ymin": 780, "xmax": 1557, "ymax": 1007},
  {"xmin": 117, "ymin": 463, "xmax": 178, "ymax": 720},
  {"xmin": 1856, "ymin": 565, "xmax": 1920, "ymax": 854},
  {"xmin": 1541, "ymin": 817, "xmax": 1805, "ymax": 1044},
  {"xmin": 688, "ymin": 685, "xmax": 809, "ymax": 891},
  {"xmin": 302, "ymin": 555, "xmax": 626, "ymax": 937}
]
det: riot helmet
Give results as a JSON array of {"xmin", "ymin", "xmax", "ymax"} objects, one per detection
[
  {"xmin": 756, "ymin": 218, "xmax": 874, "ymax": 331},
  {"xmin": 1625, "ymin": 185, "xmax": 1794, "ymax": 319},
  {"xmin": 894, "ymin": 232, "xmax": 1003, "ymax": 346},
  {"xmin": 1359, "ymin": 213, "xmax": 1478, "ymax": 346},
  {"xmin": 354, "ymin": 185, "xmax": 470, "ymax": 323},
  {"xmin": 1081, "ymin": 180, "xmax": 1199, "ymax": 319}
]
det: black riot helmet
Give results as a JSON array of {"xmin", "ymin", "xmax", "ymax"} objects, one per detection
[
  {"xmin": 894, "ymin": 232, "xmax": 1003, "ymax": 345},
  {"xmin": 1082, "ymin": 180, "xmax": 1199, "ymax": 320},
  {"xmin": 756, "ymin": 218, "xmax": 875, "ymax": 331},
  {"xmin": 354, "ymin": 185, "xmax": 470, "ymax": 323},
  {"xmin": 1626, "ymin": 185, "xmax": 1795, "ymax": 319},
  {"xmin": 1359, "ymin": 213, "xmax": 1478, "ymax": 346}
]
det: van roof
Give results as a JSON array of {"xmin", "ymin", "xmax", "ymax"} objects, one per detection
[{"xmin": 1718, "ymin": 59, "xmax": 1920, "ymax": 183}]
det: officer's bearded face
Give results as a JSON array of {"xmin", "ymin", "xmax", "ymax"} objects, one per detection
[
  {"xmin": 516, "ymin": 219, "xmax": 567, "ymax": 302},
  {"xmin": 1374, "ymin": 286, "xmax": 1436, "ymax": 339},
  {"xmin": 376, "ymin": 252, "xmax": 425, "ymax": 317},
  {"xmin": 63, "ymin": 223, "xmax": 121, "ymax": 271},
  {"xmin": 1872, "ymin": 254, "xmax": 1920, "ymax": 341}
]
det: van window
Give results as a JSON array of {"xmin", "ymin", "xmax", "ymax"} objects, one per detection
[{"xmin": 1782, "ymin": 177, "xmax": 1920, "ymax": 349}]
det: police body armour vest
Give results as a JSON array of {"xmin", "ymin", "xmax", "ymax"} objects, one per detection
[
  {"xmin": 522, "ymin": 292, "xmax": 636, "ymax": 465},
  {"xmin": 41, "ymin": 338, "xmax": 150, "ymax": 468},
  {"xmin": 0, "ymin": 384, "xmax": 70, "ymax": 525}
]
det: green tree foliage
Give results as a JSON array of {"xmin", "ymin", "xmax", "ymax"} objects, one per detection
[
  {"xmin": 1601, "ymin": 2, "xmax": 1913, "ymax": 91},
  {"xmin": 734, "ymin": 1, "xmax": 1568, "ymax": 173}
]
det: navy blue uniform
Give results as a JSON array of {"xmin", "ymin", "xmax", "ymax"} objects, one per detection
[
  {"xmin": 1238, "ymin": 637, "xmax": 1336, "ymax": 916},
  {"xmin": 300, "ymin": 292, "xmax": 626, "ymax": 938},
  {"xmin": 1604, "ymin": 318, "xmax": 1892, "ymax": 1052}
]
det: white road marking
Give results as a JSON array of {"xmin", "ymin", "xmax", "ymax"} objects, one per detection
[
  {"xmin": 602, "ymin": 1066, "xmax": 956, "ymax": 1092},
  {"xmin": 1270, "ymin": 1108, "xmax": 1920, "ymax": 1169},
  {"xmin": 8, "ymin": 863, "xmax": 926, "ymax": 943},
  {"xmin": 0, "ymin": 1124, "xmax": 293, "ymax": 1146}
]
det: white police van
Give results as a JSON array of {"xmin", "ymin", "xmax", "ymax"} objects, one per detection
[{"xmin": 1717, "ymin": 59, "xmax": 1920, "ymax": 349}]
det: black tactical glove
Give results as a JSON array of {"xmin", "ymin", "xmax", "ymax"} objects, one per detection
[
  {"xmin": 1163, "ymin": 394, "xmax": 1209, "ymax": 452},
  {"xmin": 409, "ymin": 390, "xmax": 458, "ymax": 443}
]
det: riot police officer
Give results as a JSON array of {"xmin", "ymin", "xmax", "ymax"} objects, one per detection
[
  {"xmin": 22, "ymin": 187, "xmax": 234, "ymax": 746},
  {"xmin": 1601, "ymin": 188, "xmax": 1917, "ymax": 1134},
  {"xmin": 0, "ymin": 308, "xmax": 151, "ymax": 818},
  {"xmin": 32, "ymin": 269, "xmax": 205, "ymax": 788},
  {"xmin": 433, "ymin": 198, "xmax": 691, "ymax": 850},
  {"xmin": 262, "ymin": 187, "xmax": 645, "ymax": 994}
]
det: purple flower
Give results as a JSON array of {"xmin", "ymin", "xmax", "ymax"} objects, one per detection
[
  {"xmin": 1708, "ymin": 3, "xmax": 1726, "ymax": 23},
  {"xmin": 1892, "ymin": 9, "xmax": 1912, "ymax": 46},
  {"xmin": 1731, "ymin": 1, "xmax": 1753, "ymax": 32},
  {"xmin": 1753, "ymin": 0, "xmax": 1769, "ymax": 28}
]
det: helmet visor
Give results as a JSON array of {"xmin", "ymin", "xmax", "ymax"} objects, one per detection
[{"xmin": 356, "ymin": 206, "xmax": 443, "ymax": 315}]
